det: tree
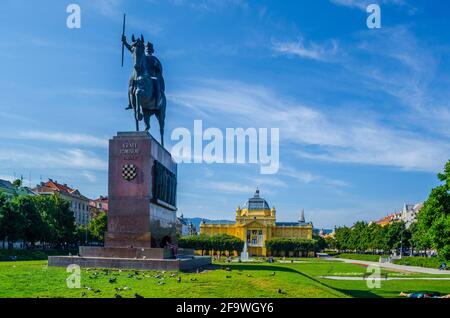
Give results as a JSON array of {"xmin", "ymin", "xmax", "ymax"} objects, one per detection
[
  {"xmin": 324, "ymin": 236, "xmax": 336, "ymax": 250},
  {"xmin": 382, "ymin": 221, "xmax": 410, "ymax": 254},
  {"xmin": 366, "ymin": 222, "xmax": 383, "ymax": 253},
  {"xmin": 178, "ymin": 234, "xmax": 243, "ymax": 257},
  {"xmin": 12, "ymin": 179, "xmax": 22, "ymax": 188},
  {"xmin": 210, "ymin": 234, "xmax": 242, "ymax": 258},
  {"xmin": 76, "ymin": 225, "xmax": 88, "ymax": 244},
  {"xmin": 178, "ymin": 234, "xmax": 212, "ymax": 256},
  {"xmin": 52, "ymin": 194, "xmax": 77, "ymax": 247},
  {"xmin": 349, "ymin": 221, "xmax": 369, "ymax": 253},
  {"xmin": 313, "ymin": 234, "xmax": 327, "ymax": 252},
  {"xmin": 33, "ymin": 194, "xmax": 57, "ymax": 244},
  {"xmin": 414, "ymin": 160, "xmax": 450, "ymax": 260},
  {"xmin": 334, "ymin": 226, "xmax": 351, "ymax": 252},
  {"xmin": 11, "ymin": 195, "xmax": 45, "ymax": 246},
  {"xmin": 265, "ymin": 238, "xmax": 318, "ymax": 257},
  {"xmin": 0, "ymin": 195, "xmax": 26, "ymax": 248},
  {"xmin": 88, "ymin": 212, "xmax": 107, "ymax": 242},
  {"xmin": 34, "ymin": 194, "xmax": 76, "ymax": 248},
  {"xmin": 0, "ymin": 193, "xmax": 9, "ymax": 248},
  {"xmin": 196, "ymin": 234, "xmax": 212, "ymax": 256}
]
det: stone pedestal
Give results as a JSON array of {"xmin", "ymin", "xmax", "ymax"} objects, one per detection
[
  {"xmin": 105, "ymin": 131, "xmax": 177, "ymax": 249},
  {"xmin": 48, "ymin": 132, "xmax": 211, "ymax": 271}
]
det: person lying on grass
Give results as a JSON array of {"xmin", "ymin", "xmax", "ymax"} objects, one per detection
[{"xmin": 399, "ymin": 292, "xmax": 450, "ymax": 298}]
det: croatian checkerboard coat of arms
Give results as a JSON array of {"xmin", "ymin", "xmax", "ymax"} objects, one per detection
[{"xmin": 122, "ymin": 164, "xmax": 137, "ymax": 181}]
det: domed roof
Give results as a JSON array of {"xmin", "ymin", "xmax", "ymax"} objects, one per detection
[{"xmin": 243, "ymin": 188, "xmax": 270, "ymax": 211}]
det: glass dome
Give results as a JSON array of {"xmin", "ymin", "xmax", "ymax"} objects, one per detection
[{"xmin": 243, "ymin": 189, "xmax": 270, "ymax": 211}]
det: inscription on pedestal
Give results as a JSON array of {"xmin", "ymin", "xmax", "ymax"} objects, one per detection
[{"xmin": 120, "ymin": 141, "xmax": 140, "ymax": 160}]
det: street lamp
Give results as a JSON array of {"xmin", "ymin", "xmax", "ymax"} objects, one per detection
[{"xmin": 399, "ymin": 230, "xmax": 403, "ymax": 259}]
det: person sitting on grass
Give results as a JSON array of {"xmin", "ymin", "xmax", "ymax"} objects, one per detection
[{"xmin": 439, "ymin": 263, "xmax": 447, "ymax": 270}]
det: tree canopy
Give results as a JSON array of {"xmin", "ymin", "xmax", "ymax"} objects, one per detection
[
  {"xmin": 414, "ymin": 160, "xmax": 450, "ymax": 260},
  {"xmin": 0, "ymin": 193, "xmax": 76, "ymax": 248}
]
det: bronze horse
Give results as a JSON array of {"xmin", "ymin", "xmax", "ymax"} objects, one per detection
[{"xmin": 128, "ymin": 35, "xmax": 166, "ymax": 147}]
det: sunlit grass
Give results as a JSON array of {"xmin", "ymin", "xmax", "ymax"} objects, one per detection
[{"xmin": 0, "ymin": 259, "xmax": 449, "ymax": 298}]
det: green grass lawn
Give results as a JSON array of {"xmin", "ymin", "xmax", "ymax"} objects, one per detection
[
  {"xmin": 336, "ymin": 253, "xmax": 388, "ymax": 262},
  {"xmin": 1, "ymin": 259, "xmax": 449, "ymax": 298},
  {"xmin": 336, "ymin": 254, "xmax": 448, "ymax": 271}
]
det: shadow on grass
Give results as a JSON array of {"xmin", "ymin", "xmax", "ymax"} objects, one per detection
[{"xmin": 206, "ymin": 263, "xmax": 383, "ymax": 298}]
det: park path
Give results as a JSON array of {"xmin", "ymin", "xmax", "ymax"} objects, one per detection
[
  {"xmin": 330, "ymin": 258, "xmax": 449, "ymax": 275},
  {"xmin": 320, "ymin": 276, "xmax": 450, "ymax": 281}
]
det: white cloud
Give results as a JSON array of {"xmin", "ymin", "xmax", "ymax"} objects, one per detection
[
  {"xmin": 169, "ymin": 0, "xmax": 249, "ymax": 11},
  {"xmin": 271, "ymin": 38, "xmax": 338, "ymax": 61},
  {"xmin": 74, "ymin": 88, "xmax": 123, "ymax": 98},
  {"xmin": 170, "ymin": 78, "xmax": 449, "ymax": 172},
  {"xmin": 0, "ymin": 148, "xmax": 107, "ymax": 171},
  {"xmin": 202, "ymin": 181, "xmax": 256, "ymax": 194},
  {"xmin": 82, "ymin": 171, "xmax": 97, "ymax": 183},
  {"xmin": 330, "ymin": 0, "xmax": 405, "ymax": 10},
  {"xmin": 16, "ymin": 131, "xmax": 108, "ymax": 148},
  {"xmin": 0, "ymin": 175, "xmax": 15, "ymax": 182},
  {"xmin": 281, "ymin": 166, "xmax": 350, "ymax": 187},
  {"xmin": 90, "ymin": 0, "xmax": 122, "ymax": 17},
  {"xmin": 330, "ymin": 0, "xmax": 418, "ymax": 15},
  {"xmin": 251, "ymin": 176, "xmax": 288, "ymax": 188},
  {"xmin": 340, "ymin": 26, "xmax": 450, "ymax": 138}
]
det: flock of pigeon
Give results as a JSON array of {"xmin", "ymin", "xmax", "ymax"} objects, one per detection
[
  {"xmin": 81, "ymin": 267, "xmax": 206, "ymax": 298},
  {"xmin": 79, "ymin": 266, "xmax": 285, "ymax": 298}
]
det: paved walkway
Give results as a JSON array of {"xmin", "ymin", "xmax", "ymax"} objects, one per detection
[
  {"xmin": 320, "ymin": 276, "xmax": 450, "ymax": 281},
  {"xmin": 330, "ymin": 258, "xmax": 449, "ymax": 275}
]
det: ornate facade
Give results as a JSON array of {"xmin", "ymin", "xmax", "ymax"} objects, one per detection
[{"xmin": 200, "ymin": 189, "xmax": 313, "ymax": 256}]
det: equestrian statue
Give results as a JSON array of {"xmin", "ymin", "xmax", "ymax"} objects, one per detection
[{"xmin": 121, "ymin": 16, "xmax": 167, "ymax": 147}]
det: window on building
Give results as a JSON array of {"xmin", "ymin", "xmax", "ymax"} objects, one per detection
[{"xmin": 258, "ymin": 230, "xmax": 263, "ymax": 246}]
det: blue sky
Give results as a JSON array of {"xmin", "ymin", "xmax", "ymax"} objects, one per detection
[{"xmin": 0, "ymin": 0, "xmax": 449, "ymax": 228}]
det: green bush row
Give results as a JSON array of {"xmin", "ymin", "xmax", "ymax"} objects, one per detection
[
  {"xmin": 265, "ymin": 238, "xmax": 321, "ymax": 256},
  {"xmin": 392, "ymin": 257, "xmax": 445, "ymax": 269},
  {"xmin": 336, "ymin": 253, "xmax": 389, "ymax": 262},
  {"xmin": 178, "ymin": 234, "xmax": 244, "ymax": 256},
  {"xmin": 0, "ymin": 249, "xmax": 77, "ymax": 261}
]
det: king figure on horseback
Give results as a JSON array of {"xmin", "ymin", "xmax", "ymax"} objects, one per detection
[{"xmin": 122, "ymin": 34, "xmax": 167, "ymax": 147}]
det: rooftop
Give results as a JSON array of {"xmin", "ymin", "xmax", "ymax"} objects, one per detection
[
  {"xmin": 34, "ymin": 179, "xmax": 88, "ymax": 200},
  {"xmin": 242, "ymin": 188, "xmax": 270, "ymax": 211}
]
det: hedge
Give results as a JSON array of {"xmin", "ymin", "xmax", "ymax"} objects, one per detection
[
  {"xmin": 336, "ymin": 253, "xmax": 388, "ymax": 262},
  {"xmin": 178, "ymin": 234, "xmax": 244, "ymax": 256},
  {"xmin": 392, "ymin": 257, "xmax": 447, "ymax": 269},
  {"xmin": 265, "ymin": 238, "xmax": 318, "ymax": 257},
  {"xmin": 0, "ymin": 249, "xmax": 78, "ymax": 261}
]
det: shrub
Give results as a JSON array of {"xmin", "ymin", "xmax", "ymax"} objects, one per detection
[
  {"xmin": 393, "ymin": 257, "xmax": 445, "ymax": 269},
  {"xmin": 0, "ymin": 249, "xmax": 78, "ymax": 261},
  {"xmin": 178, "ymin": 234, "xmax": 244, "ymax": 256},
  {"xmin": 336, "ymin": 253, "xmax": 388, "ymax": 262},
  {"xmin": 265, "ymin": 238, "xmax": 318, "ymax": 257}
]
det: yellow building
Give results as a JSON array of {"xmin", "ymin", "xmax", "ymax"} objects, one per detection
[{"xmin": 200, "ymin": 189, "xmax": 313, "ymax": 256}]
